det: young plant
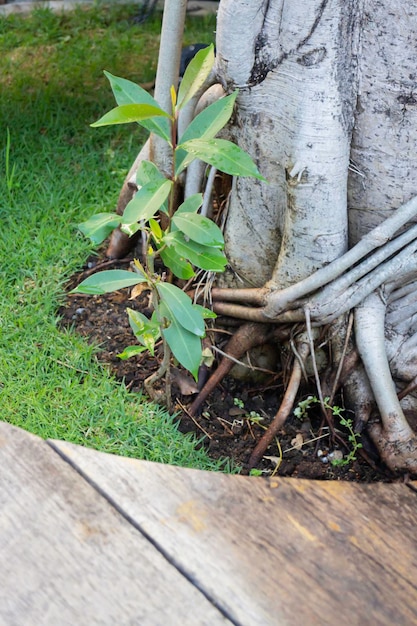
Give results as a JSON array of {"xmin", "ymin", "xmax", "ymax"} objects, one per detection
[
  {"xmin": 294, "ymin": 395, "xmax": 362, "ymax": 466},
  {"xmin": 72, "ymin": 46, "xmax": 265, "ymax": 407}
]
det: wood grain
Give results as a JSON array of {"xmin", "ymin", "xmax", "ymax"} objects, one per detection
[
  {"xmin": 0, "ymin": 422, "xmax": 232, "ymax": 626},
  {"xmin": 52, "ymin": 438, "xmax": 417, "ymax": 626}
]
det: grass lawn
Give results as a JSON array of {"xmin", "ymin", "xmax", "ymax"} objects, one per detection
[{"xmin": 0, "ymin": 4, "xmax": 234, "ymax": 471}]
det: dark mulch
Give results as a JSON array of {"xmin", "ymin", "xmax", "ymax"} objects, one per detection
[{"xmin": 59, "ymin": 253, "xmax": 399, "ymax": 482}]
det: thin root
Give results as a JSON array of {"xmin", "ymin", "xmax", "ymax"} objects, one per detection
[
  {"xmin": 248, "ymin": 341, "xmax": 310, "ymax": 469},
  {"xmin": 189, "ymin": 323, "xmax": 271, "ymax": 417}
]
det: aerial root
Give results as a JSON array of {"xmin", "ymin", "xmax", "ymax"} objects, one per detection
[
  {"xmin": 211, "ymin": 197, "xmax": 417, "ymax": 325},
  {"xmin": 248, "ymin": 341, "xmax": 310, "ymax": 470},
  {"xmin": 355, "ymin": 291, "xmax": 417, "ymax": 472}
]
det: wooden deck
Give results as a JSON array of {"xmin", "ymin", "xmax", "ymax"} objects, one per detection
[{"xmin": 1, "ymin": 420, "xmax": 416, "ymax": 625}]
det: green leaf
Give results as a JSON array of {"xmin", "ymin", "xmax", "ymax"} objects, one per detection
[
  {"xmin": 177, "ymin": 44, "xmax": 215, "ymax": 110},
  {"xmin": 122, "ymin": 179, "xmax": 172, "ymax": 224},
  {"xmin": 157, "ymin": 282, "xmax": 205, "ymax": 337},
  {"xmin": 104, "ymin": 71, "xmax": 158, "ymax": 107},
  {"xmin": 70, "ymin": 270, "xmax": 147, "ymax": 295},
  {"xmin": 91, "ymin": 103, "xmax": 170, "ymax": 127},
  {"xmin": 136, "ymin": 160, "xmax": 165, "ymax": 186},
  {"xmin": 176, "ymin": 193, "xmax": 203, "ymax": 215},
  {"xmin": 172, "ymin": 212, "xmax": 224, "ymax": 248},
  {"xmin": 176, "ymin": 91, "xmax": 238, "ymax": 174},
  {"xmin": 160, "ymin": 305, "xmax": 202, "ymax": 380},
  {"xmin": 179, "ymin": 92, "xmax": 238, "ymax": 144},
  {"xmin": 164, "ymin": 232, "xmax": 227, "ymax": 272},
  {"xmin": 120, "ymin": 221, "xmax": 142, "ymax": 237},
  {"xmin": 135, "ymin": 162, "xmax": 169, "ymax": 216},
  {"xmin": 170, "ymin": 194, "xmax": 203, "ymax": 235},
  {"xmin": 159, "ymin": 246, "xmax": 195, "ymax": 280},
  {"xmin": 193, "ymin": 303, "xmax": 217, "ymax": 319},
  {"xmin": 178, "ymin": 138, "xmax": 266, "ymax": 180},
  {"xmin": 127, "ymin": 308, "xmax": 160, "ymax": 355},
  {"xmin": 118, "ymin": 345, "xmax": 148, "ymax": 360},
  {"xmin": 78, "ymin": 213, "xmax": 121, "ymax": 245},
  {"xmin": 149, "ymin": 218, "xmax": 163, "ymax": 241},
  {"xmin": 103, "ymin": 70, "xmax": 171, "ymax": 141}
]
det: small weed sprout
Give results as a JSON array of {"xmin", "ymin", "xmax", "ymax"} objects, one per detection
[
  {"xmin": 249, "ymin": 468, "xmax": 265, "ymax": 477},
  {"xmin": 331, "ymin": 415, "xmax": 363, "ymax": 467},
  {"xmin": 247, "ymin": 410, "xmax": 263, "ymax": 425},
  {"xmin": 73, "ymin": 46, "xmax": 265, "ymax": 407},
  {"xmin": 294, "ymin": 395, "xmax": 362, "ymax": 467},
  {"xmin": 293, "ymin": 395, "xmax": 316, "ymax": 420},
  {"xmin": 233, "ymin": 397, "xmax": 264, "ymax": 425}
]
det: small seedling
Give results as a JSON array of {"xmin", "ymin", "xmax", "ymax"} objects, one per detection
[
  {"xmin": 73, "ymin": 46, "xmax": 265, "ymax": 407},
  {"xmin": 233, "ymin": 397, "xmax": 245, "ymax": 410},
  {"xmin": 233, "ymin": 398, "xmax": 263, "ymax": 425},
  {"xmin": 293, "ymin": 395, "xmax": 316, "ymax": 420},
  {"xmin": 331, "ymin": 415, "xmax": 362, "ymax": 467},
  {"xmin": 249, "ymin": 468, "xmax": 265, "ymax": 477},
  {"xmin": 294, "ymin": 395, "xmax": 362, "ymax": 467}
]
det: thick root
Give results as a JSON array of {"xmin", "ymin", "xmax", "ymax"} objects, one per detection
[
  {"xmin": 189, "ymin": 322, "xmax": 271, "ymax": 417},
  {"xmin": 368, "ymin": 420, "xmax": 417, "ymax": 473}
]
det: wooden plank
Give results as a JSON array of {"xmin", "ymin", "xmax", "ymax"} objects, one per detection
[
  {"xmin": 52, "ymin": 437, "xmax": 417, "ymax": 626},
  {"xmin": 0, "ymin": 422, "xmax": 232, "ymax": 626}
]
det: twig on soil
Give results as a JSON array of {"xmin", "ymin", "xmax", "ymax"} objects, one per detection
[
  {"xmin": 268, "ymin": 438, "xmax": 283, "ymax": 477},
  {"xmin": 215, "ymin": 417, "xmax": 235, "ymax": 436},
  {"xmin": 397, "ymin": 376, "xmax": 417, "ymax": 401},
  {"xmin": 283, "ymin": 431, "xmax": 330, "ymax": 454},
  {"xmin": 177, "ymin": 400, "xmax": 213, "ymax": 439}
]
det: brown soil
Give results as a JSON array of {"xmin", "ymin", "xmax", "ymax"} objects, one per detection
[{"xmin": 59, "ymin": 253, "xmax": 399, "ymax": 482}]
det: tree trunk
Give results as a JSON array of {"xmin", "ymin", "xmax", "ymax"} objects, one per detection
[
  {"xmin": 114, "ymin": 0, "xmax": 417, "ymax": 471},
  {"xmin": 212, "ymin": 0, "xmax": 417, "ymax": 472},
  {"xmin": 217, "ymin": 0, "xmax": 359, "ymax": 289}
]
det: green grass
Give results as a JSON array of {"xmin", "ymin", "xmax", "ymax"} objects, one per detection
[{"xmin": 0, "ymin": 4, "xmax": 233, "ymax": 471}]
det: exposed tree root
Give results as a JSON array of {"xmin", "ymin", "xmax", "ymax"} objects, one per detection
[
  {"xmin": 355, "ymin": 291, "xmax": 417, "ymax": 473},
  {"xmin": 368, "ymin": 419, "xmax": 417, "ymax": 473},
  {"xmin": 189, "ymin": 322, "xmax": 272, "ymax": 417},
  {"xmin": 248, "ymin": 342, "xmax": 309, "ymax": 470},
  {"xmin": 211, "ymin": 195, "xmax": 417, "ymax": 325},
  {"xmin": 208, "ymin": 202, "xmax": 417, "ymax": 472}
]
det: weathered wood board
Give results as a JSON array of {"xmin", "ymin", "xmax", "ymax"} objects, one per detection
[
  {"xmin": 52, "ymin": 438, "xmax": 417, "ymax": 626},
  {"xmin": 0, "ymin": 422, "xmax": 231, "ymax": 626}
]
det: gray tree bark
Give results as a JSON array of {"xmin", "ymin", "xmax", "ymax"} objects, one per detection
[
  {"xmin": 213, "ymin": 0, "xmax": 417, "ymax": 472},
  {"xmin": 113, "ymin": 0, "xmax": 417, "ymax": 471}
]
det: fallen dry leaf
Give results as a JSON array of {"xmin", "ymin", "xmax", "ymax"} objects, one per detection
[
  {"xmin": 129, "ymin": 283, "xmax": 151, "ymax": 300},
  {"xmin": 171, "ymin": 367, "xmax": 199, "ymax": 395},
  {"xmin": 290, "ymin": 433, "xmax": 304, "ymax": 451}
]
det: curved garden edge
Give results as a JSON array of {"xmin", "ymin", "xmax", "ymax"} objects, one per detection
[{"xmin": 1, "ymin": 419, "xmax": 417, "ymax": 626}]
